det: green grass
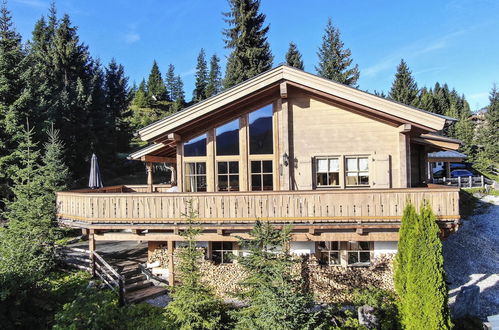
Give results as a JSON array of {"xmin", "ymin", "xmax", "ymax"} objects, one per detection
[{"xmin": 462, "ymin": 187, "xmax": 499, "ymax": 196}]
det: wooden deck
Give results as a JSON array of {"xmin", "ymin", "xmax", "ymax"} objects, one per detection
[{"xmin": 56, "ymin": 186, "xmax": 460, "ymax": 225}]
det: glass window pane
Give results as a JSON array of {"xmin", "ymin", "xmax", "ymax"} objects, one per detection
[
  {"xmin": 346, "ymin": 158, "xmax": 358, "ymax": 171},
  {"xmin": 212, "ymin": 242, "xmax": 222, "ymax": 250},
  {"xmin": 184, "ymin": 134, "xmax": 207, "ymax": 157},
  {"xmin": 330, "ymin": 252, "xmax": 340, "ymax": 265},
  {"xmin": 229, "ymin": 175, "xmax": 239, "ymax": 191},
  {"xmin": 249, "ymin": 104, "xmax": 273, "ymax": 154},
  {"xmin": 218, "ymin": 175, "xmax": 228, "ymax": 191},
  {"xmin": 329, "ymin": 173, "xmax": 339, "ymax": 186},
  {"xmin": 216, "ymin": 119, "xmax": 239, "ymax": 156},
  {"xmin": 185, "ymin": 176, "xmax": 195, "ymax": 192},
  {"xmin": 359, "ymin": 157, "xmax": 369, "ymax": 171},
  {"xmin": 185, "ymin": 163, "xmax": 195, "ymax": 176},
  {"xmin": 251, "ymin": 174, "xmax": 261, "ymax": 191},
  {"xmin": 346, "ymin": 174, "xmax": 358, "ymax": 186},
  {"xmin": 359, "ymin": 173, "xmax": 369, "ymax": 185},
  {"xmin": 331, "ymin": 241, "xmax": 339, "ymax": 250},
  {"xmin": 317, "ymin": 173, "xmax": 328, "ymax": 186},
  {"xmin": 196, "ymin": 162, "xmax": 206, "ymax": 175},
  {"xmin": 262, "ymin": 174, "xmax": 273, "ymax": 190},
  {"xmin": 318, "ymin": 241, "xmax": 326, "ymax": 250},
  {"xmin": 229, "ymin": 161, "xmax": 239, "ymax": 174},
  {"xmin": 320, "ymin": 252, "xmax": 329, "ymax": 265},
  {"xmin": 360, "ymin": 252, "xmax": 370, "ymax": 263},
  {"xmin": 317, "ymin": 159, "xmax": 328, "ymax": 172},
  {"xmin": 348, "ymin": 252, "xmax": 359, "ymax": 265},
  {"xmin": 212, "ymin": 251, "xmax": 222, "ymax": 264},
  {"xmin": 218, "ymin": 162, "xmax": 228, "ymax": 174},
  {"xmin": 251, "ymin": 161, "xmax": 261, "ymax": 173},
  {"xmin": 359, "ymin": 242, "xmax": 370, "ymax": 250},
  {"xmin": 262, "ymin": 160, "xmax": 272, "ymax": 173},
  {"xmin": 222, "ymin": 242, "xmax": 233, "ymax": 250},
  {"xmin": 196, "ymin": 176, "xmax": 207, "ymax": 192},
  {"xmin": 329, "ymin": 158, "xmax": 339, "ymax": 172}
]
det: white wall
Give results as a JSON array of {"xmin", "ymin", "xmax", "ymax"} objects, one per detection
[
  {"xmin": 373, "ymin": 241, "xmax": 398, "ymax": 257},
  {"xmin": 290, "ymin": 241, "xmax": 315, "ymax": 256}
]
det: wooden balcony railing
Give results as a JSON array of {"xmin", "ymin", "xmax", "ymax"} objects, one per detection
[{"xmin": 56, "ymin": 186, "xmax": 460, "ymax": 225}]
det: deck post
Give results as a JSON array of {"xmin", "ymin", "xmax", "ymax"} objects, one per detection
[
  {"xmin": 481, "ymin": 175, "xmax": 484, "ymax": 187},
  {"xmin": 146, "ymin": 162, "xmax": 153, "ymax": 192},
  {"xmin": 168, "ymin": 240, "xmax": 175, "ymax": 286},
  {"xmin": 89, "ymin": 230, "xmax": 96, "ymax": 277}
]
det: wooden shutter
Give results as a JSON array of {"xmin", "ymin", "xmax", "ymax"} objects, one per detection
[{"xmin": 372, "ymin": 154, "xmax": 391, "ymax": 188}]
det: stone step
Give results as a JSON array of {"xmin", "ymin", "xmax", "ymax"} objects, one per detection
[
  {"xmin": 125, "ymin": 280, "xmax": 153, "ymax": 292},
  {"xmin": 126, "ymin": 286, "xmax": 168, "ymax": 304}
]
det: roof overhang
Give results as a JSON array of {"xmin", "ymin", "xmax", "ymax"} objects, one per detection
[
  {"xmin": 136, "ymin": 65, "xmax": 449, "ymax": 143},
  {"xmin": 412, "ymin": 134, "xmax": 462, "ymax": 151}
]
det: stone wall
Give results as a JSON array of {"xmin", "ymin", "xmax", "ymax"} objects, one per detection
[{"xmin": 148, "ymin": 247, "xmax": 394, "ymax": 303}]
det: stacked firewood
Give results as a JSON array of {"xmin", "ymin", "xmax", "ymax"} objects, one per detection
[{"xmin": 199, "ymin": 262, "xmax": 248, "ymax": 298}]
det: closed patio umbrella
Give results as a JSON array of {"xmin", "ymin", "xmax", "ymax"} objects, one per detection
[{"xmin": 88, "ymin": 153, "xmax": 104, "ymax": 189}]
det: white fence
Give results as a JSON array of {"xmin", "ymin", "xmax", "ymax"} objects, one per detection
[{"xmin": 432, "ymin": 175, "xmax": 492, "ymax": 188}]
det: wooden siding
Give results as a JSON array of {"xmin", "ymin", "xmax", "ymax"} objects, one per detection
[{"xmin": 56, "ymin": 187, "xmax": 459, "ymax": 224}]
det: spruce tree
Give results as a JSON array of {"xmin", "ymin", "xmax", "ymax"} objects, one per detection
[
  {"xmin": 389, "ymin": 59, "xmax": 419, "ymax": 106},
  {"xmin": 402, "ymin": 203, "xmax": 452, "ymax": 329},
  {"xmin": 223, "ymin": 0, "xmax": 273, "ymax": 88},
  {"xmin": 285, "ymin": 42, "xmax": 304, "ymax": 70},
  {"xmin": 147, "ymin": 60, "xmax": 167, "ymax": 101},
  {"xmin": 316, "ymin": 18, "xmax": 359, "ymax": 86},
  {"xmin": 165, "ymin": 64, "xmax": 176, "ymax": 102},
  {"xmin": 234, "ymin": 221, "xmax": 314, "ymax": 329},
  {"xmin": 172, "ymin": 75, "xmax": 185, "ymax": 112},
  {"xmin": 193, "ymin": 48, "xmax": 208, "ymax": 102},
  {"xmin": 206, "ymin": 54, "xmax": 222, "ymax": 97},
  {"xmin": 483, "ymin": 85, "xmax": 499, "ymax": 163},
  {"xmin": 166, "ymin": 202, "xmax": 224, "ymax": 329}
]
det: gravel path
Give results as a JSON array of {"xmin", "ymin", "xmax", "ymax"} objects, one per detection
[{"xmin": 443, "ymin": 195, "xmax": 499, "ymax": 319}]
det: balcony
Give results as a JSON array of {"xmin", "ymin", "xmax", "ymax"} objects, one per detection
[{"xmin": 56, "ymin": 186, "xmax": 460, "ymax": 228}]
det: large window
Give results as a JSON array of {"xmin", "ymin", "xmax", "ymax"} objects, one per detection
[
  {"xmin": 316, "ymin": 157, "xmax": 340, "ymax": 187},
  {"xmin": 251, "ymin": 160, "xmax": 273, "ymax": 191},
  {"xmin": 347, "ymin": 241, "xmax": 371, "ymax": 266},
  {"xmin": 184, "ymin": 134, "xmax": 207, "ymax": 157},
  {"xmin": 212, "ymin": 242, "xmax": 235, "ymax": 264},
  {"xmin": 318, "ymin": 241, "xmax": 341, "ymax": 266},
  {"xmin": 216, "ymin": 119, "xmax": 239, "ymax": 156},
  {"xmin": 184, "ymin": 162, "xmax": 207, "ymax": 192},
  {"xmin": 249, "ymin": 104, "xmax": 273, "ymax": 155},
  {"xmin": 345, "ymin": 156, "xmax": 369, "ymax": 186},
  {"xmin": 217, "ymin": 161, "xmax": 239, "ymax": 191}
]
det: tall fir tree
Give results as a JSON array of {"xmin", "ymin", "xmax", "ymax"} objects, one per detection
[
  {"xmin": 223, "ymin": 0, "xmax": 273, "ymax": 88},
  {"xmin": 206, "ymin": 54, "xmax": 222, "ymax": 97},
  {"xmin": 0, "ymin": 1, "xmax": 24, "ymax": 213},
  {"xmin": 285, "ymin": 42, "xmax": 304, "ymax": 70},
  {"xmin": 146, "ymin": 60, "xmax": 167, "ymax": 101},
  {"xmin": 165, "ymin": 63, "xmax": 176, "ymax": 102},
  {"xmin": 165, "ymin": 202, "xmax": 224, "ymax": 329},
  {"xmin": 401, "ymin": 203, "xmax": 452, "ymax": 329},
  {"xmin": 316, "ymin": 18, "xmax": 359, "ymax": 87},
  {"xmin": 234, "ymin": 222, "xmax": 315, "ymax": 329},
  {"xmin": 389, "ymin": 59, "xmax": 419, "ymax": 106},
  {"xmin": 193, "ymin": 48, "xmax": 208, "ymax": 102},
  {"xmin": 172, "ymin": 75, "xmax": 185, "ymax": 112},
  {"xmin": 476, "ymin": 85, "xmax": 499, "ymax": 173}
]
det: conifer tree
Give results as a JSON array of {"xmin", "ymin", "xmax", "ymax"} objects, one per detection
[
  {"xmin": 0, "ymin": 1, "xmax": 24, "ymax": 212},
  {"xmin": 147, "ymin": 60, "xmax": 167, "ymax": 101},
  {"xmin": 316, "ymin": 18, "xmax": 359, "ymax": 86},
  {"xmin": 389, "ymin": 59, "xmax": 419, "ymax": 106},
  {"xmin": 401, "ymin": 203, "xmax": 452, "ymax": 329},
  {"xmin": 223, "ymin": 0, "xmax": 273, "ymax": 88},
  {"xmin": 166, "ymin": 202, "xmax": 224, "ymax": 329},
  {"xmin": 475, "ymin": 85, "xmax": 499, "ymax": 173},
  {"xmin": 165, "ymin": 64, "xmax": 176, "ymax": 102},
  {"xmin": 206, "ymin": 54, "xmax": 222, "ymax": 97},
  {"xmin": 172, "ymin": 75, "xmax": 185, "ymax": 112},
  {"xmin": 285, "ymin": 42, "xmax": 304, "ymax": 70},
  {"xmin": 234, "ymin": 221, "xmax": 314, "ymax": 329},
  {"xmin": 193, "ymin": 48, "xmax": 208, "ymax": 102}
]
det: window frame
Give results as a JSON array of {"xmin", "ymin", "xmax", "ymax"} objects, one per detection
[
  {"xmin": 317, "ymin": 241, "xmax": 341, "ymax": 266},
  {"xmin": 215, "ymin": 119, "xmax": 240, "ymax": 156},
  {"xmin": 346, "ymin": 241, "xmax": 372, "ymax": 267},
  {"xmin": 248, "ymin": 104, "xmax": 274, "ymax": 156},
  {"xmin": 211, "ymin": 242, "xmax": 236, "ymax": 264},
  {"xmin": 250, "ymin": 159, "xmax": 274, "ymax": 191},
  {"xmin": 345, "ymin": 156, "xmax": 370, "ymax": 187},
  {"xmin": 315, "ymin": 156, "xmax": 341, "ymax": 188},
  {"xmin": 216, "ymin": 160, "xmax": 240, "ymax": 192},
  {"xmin": 184, "ymin": 161, "xmax": 207, "ymax": 192},
  {"xmin": 183, "ymin": 133, "xmax": 208, "ymax": 157}
]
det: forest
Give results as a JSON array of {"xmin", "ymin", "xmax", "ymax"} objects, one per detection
[{"xmin": 0, "ymin": 0, "xmax": 497, "ymax": 328}]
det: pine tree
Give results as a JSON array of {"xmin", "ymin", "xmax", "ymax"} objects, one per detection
[
  {"xmin": 234, "ymin": 221, "xmax": 314, "ymax": 329},
  {"xmin": 401, "ymin": 203, "xmax": 452, "ymax": 329},
  {"xmin": 193, "ymin": 48, "xmax": 208, "ymax": 102},
  {"xmin": 417, "ymin": 87, "xmax": 435, "ymax": 113},
  {"xmin": 206, "ymin": 54, "xmax": 222, "ymax": 97},
  {"xmin": 0, "ymin": 1, "xmax": 24, "ymax": 213},
  {"xmin": 146, "ymin": 60, "xmax": 167, "ymax": 101},
  {"xmin": 166, "ymin": 202, "xmax": 224, "ymax": 329},
  {"xmin": 389, "ymin": 59, "xmax": 419, "ymax": 106},
  {"xmin": 172, "ymin": 75, "xmax": 185, "ymax": 112},
  {"xmin": 223, "ymin": 0, "xmax": 273, "ymax": 88},
  {"xmin": 316, "ymin": 18, "xmax": 359, "ymax": 87},
  {"xmin": 475, "ymin": 85, "xmax": 499, "ymax": 174},
  {"xmin": 285, "ymin": 42, "xmax": 304, "ymax": 70},
  {"xmin": 165, "ymin": 64, "xmax": 176, "ymax": 102}
]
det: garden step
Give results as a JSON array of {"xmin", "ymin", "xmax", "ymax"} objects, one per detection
[
  {"xmin": 125, "ymin": 274, "xmax": 147, "ymax": 284},
  {"xmin": 121, "ymin": 268, "xmax": 141, "ymax": 278},
  {"xmin": 125, "ymin": 280, "xmax": 153, "ymax": 292},
  {"xmin": 126, "ymin": 286, "xmax": 168, "ymax": 304}
]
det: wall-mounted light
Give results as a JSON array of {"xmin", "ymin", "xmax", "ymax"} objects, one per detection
[{"xmin": 283, "ymin": 152, "xmax": 289, "ymax": 167}]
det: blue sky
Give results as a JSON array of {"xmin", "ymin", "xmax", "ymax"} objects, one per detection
[{"xmin": 10, "ymin": 0, "xmax": 499, "ymax": 110}]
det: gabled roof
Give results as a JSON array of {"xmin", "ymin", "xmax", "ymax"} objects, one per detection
[{"xmin": 137, "ymin": 65, "xmax": 452, "ymax": 142}]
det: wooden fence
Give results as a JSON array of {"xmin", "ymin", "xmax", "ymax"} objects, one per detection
[
  {"xmin": 56, "ymin": 246, "xmax": 125, "ymax": 305},
  {"xmin": 56, "ymin": 187, "xmax": 460, "ymax": 224},
  {"xmin": 432, "ymin": 176, "xmax": 492, "ymax": 188}
]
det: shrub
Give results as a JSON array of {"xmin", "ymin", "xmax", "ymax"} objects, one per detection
[{"xmin": 351, "ymin": 287, "xmax": 400, "ymax": 329}]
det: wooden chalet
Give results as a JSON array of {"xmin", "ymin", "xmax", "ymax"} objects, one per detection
[{"xmin": 56, "ymin": 65, "xmax": 461, "ymax": 285}]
